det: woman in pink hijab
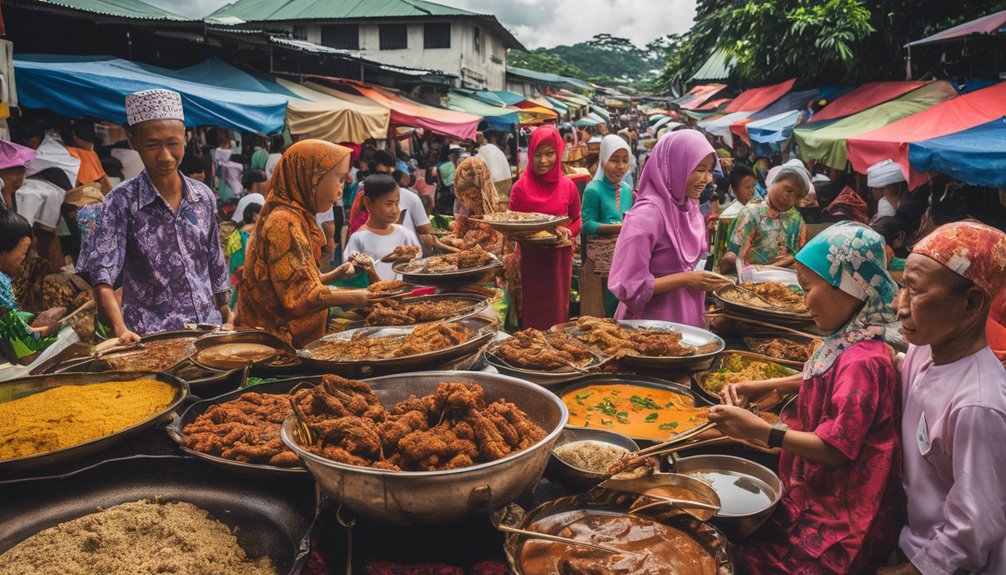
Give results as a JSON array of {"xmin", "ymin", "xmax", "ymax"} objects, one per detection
[
  {"xmin": 608, "ymin": 130, "xmax": 730, "ymax": 326},
  {"xmin": 509, "ymin": 126, "xmax": 581, "ymax": 329}
]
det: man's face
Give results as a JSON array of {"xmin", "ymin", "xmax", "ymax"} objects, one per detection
[
  {"xmin": 128, "ymin": 120, "xmax": 185, "ymax": 179},
  {"xmin": 898, "ymin": 254, "xmax": 975, "ymax": 347},
  {"xmin": 374, "ymin": 163, "xmax": 395, "ymax": 175}
]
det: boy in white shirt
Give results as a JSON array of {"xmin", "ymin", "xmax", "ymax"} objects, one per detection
[{"xmin": 343, "ymin": 174, "xmax": 421, "ymax": 281}]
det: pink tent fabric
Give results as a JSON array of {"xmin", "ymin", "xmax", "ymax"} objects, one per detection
[
  {"xmin": 725, "ymin": 78, "xmax": 796, "ymax": 113},
  {"xmin": 908, "ymin": 9, "xmax": 1006, "ymax": 46},
  {"xmin": 847, "ymin": 82, "xmax": 1006, "ymax": 189},
  {"xmin": 316, "ymin": 78, "xmax": 481, "ymax": 140},
  {"xmin": 810, "ymin": 81, "xmax": 929, "ymax": 123},
  {"xmin": 679, "ymin": 84, "xmax": 727, "ymax": 110}
]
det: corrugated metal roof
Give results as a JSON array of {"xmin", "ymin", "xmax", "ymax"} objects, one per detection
[
  {"xmin": 689, "ymin": 48, "xmax": 736, "ymax": 82},
  {"xmin": 507, "ymin": 67, "xmax": 592, "ymax": 91},
  {"xmin": 210, "ymin": 0, "xmax": 476, "ymax": 21},
  {"xmin": 29, "ymin": 0, "xmax": 187, "ymax": 20}
]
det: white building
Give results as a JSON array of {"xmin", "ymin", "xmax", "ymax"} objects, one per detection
[{"xmin": 208, "ymin": 0, "xmax": 524, "ymax": 90}]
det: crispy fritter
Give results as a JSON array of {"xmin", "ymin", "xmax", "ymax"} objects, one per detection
[
  {"xmin": 368, "ymin": 279, "xmax": 410, "ymax": 294},
  {"xmin": 737, "ymin": 282, "xmax": 807, "ymax": 311},
  {"xmin": 310, "ymin": 321, "xmax": 472, "ymax": 361},
  {"xmin": 401, "ymin": 246, "xmax": 495, "ymax": 274},
  {"xmin": 573, "ymin": 317, "xmax": 697, "ymax": 358},
  {"xmin": 493, "ymin": 329, "xmax": 595, "ymax": 371},
  {"xmin": 364, "ymin": 298, "xmax": 478, "ymax": 326},
  {"xmin": 299, "ymin": 379, "xmax": 546, "ymax": 472},
  {"xmin": 182, "ymin": 392, "xmax": 299, "ymax": 467}
]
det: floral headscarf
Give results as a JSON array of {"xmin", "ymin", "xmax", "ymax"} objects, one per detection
[
  {"xmin": 913, "ymin": 221, "xmax": 1006, "ymax": 297},
  {"xmin": 795, "ymin": 221, "xmax": 900, "ymax": 377},
  {"xmin": 454, "ymin": 157, "xmax": 499, "ymax": 216}
]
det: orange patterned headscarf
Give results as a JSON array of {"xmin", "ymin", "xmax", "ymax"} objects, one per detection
[
  {"xmin": 913, "ymin": 221, "xmax": 1006, "ymax": 297},
  {"xmin": 258, "ymin": 139, "xmax": 351, "ymax": 253},
  {"xmin": 454, "ymin": 156, "xmax": 499, "ymax": 216}
]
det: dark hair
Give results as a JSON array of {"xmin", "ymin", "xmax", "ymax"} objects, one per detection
[
  {"xmin": 230, "ymin": 154, "xmax": 248, "ymax": 166},
  {"xmin": 363, "ymin": 173, "xmax": 399, "ymax": 201},
  {"xmin": 872, "ymin": 215, "xmax": 908, "ymax": 245},
  {"xmin": 728, "ymin": 164, "xmax": 756, "ymax": 191},
  {"xmin": 242, "ymin": 202, "xmax": 263, "ymax": 226},
  {"xmin": 179, "ymin": 154, "xmax": 205, "ymax": 177},
  {"xmin": 373, "ymin": 150, "xmax": 395, "ymax": 169},
  {"xmin": 101, "ymin": 155, "xmax": 123, "ymax": 176},
  {"xmin": 72, "ymin": 121, "xmax": 97, "ymax": 144},
  {"xmin": 392, "ymin": 169, "xmax": 413, "ymax": 187},
  {"xmin": 0, "ymin": 209, "xmax": 33, "ymax": 252},
  {"xmin": 269, "ymin": 136, "xmax": 285, "ymax": 154},
  {"xmin": 9, "ymin": 118, "xmax": 46, "ymax": 146},
  {"xmin": 241, "ymin": 168, "xmax": 267, "ymax": 190}
]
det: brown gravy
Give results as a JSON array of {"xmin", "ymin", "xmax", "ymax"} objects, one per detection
[{"xmin": 519, "ymin": 510, "xmax": 716, "ymax": 575}]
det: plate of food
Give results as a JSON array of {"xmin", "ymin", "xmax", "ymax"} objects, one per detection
[
  {"xmin": 521, "ymin": 229, "xmax": 565, "ymax": 245},
  {"xmin": 713, "ymin": 282, "xmax": 813, "ymax": 324},
  {"xmin": 742, "ymin": 335, "xmax": 821, "ymax": 368},
  {"xmin": 187, "ymin": 331, "xmax": 301, "ymax": 372},
  {"xmin": 367, "ymin": 279, "xmax": 413, "ymax": 296},
  {"xmin": 298, "ymin": 317, "xmax": 497, "ymax": 372},
  {"xmin": 360, "ymin": 294, "xmax": 490, "ymax": 327},
  {"xmin": 471, "ymin": 211, "xmax": 570, "ymax": 234},
  {"xmin": 485, "ymin": 328, "xmax": 606, "ymax": 386},
  {"xmin": 553, "ymin": 317, "xmax": 725, "ymax": 369},
  {"xmin": 393, "ymin": 247, "xmax": 503, "ymax": 285},
  {"xmin": 380, "ymin": 245, "xmax": 421, "ymax": 264},
  {"xmin": 692, "ymin": 351, "xmax": 797, "ymax": 405},
  {"xmin": 556, "ymin": 375, "xmax": 712, "ymax": 442}
]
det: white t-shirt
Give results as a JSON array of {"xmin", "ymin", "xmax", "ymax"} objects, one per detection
[
  {"xmin": 344, "ymin": 224, "xmax": 421, "ymax": 280},
  {"xmin": 232, "ymin": 192, "xmax": 266, "ymax": 224},
  {"xmin": 316, "ymin": 209, "xmax": 335, "ymax": 225},
  {"xmin": 398, "ymin": 188, "xmax": 430, "ymax": 235},
  {"xmin": 876, "ymin": 197, "xmax": 896, "ymax": 219},
  {"xmin": 265, "ymin": 153, "xmax": 282, "ymax": 180}
]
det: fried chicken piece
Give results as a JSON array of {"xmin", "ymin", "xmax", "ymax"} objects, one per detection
[
  {"xmin": 494, "ymin": 329, "xmax": 594, "ymax": 370},
  {"xmin": 394, "ymin": 321, "xmax": 471, "ymax": 357},
  {"xmin": 433, "ymin": 381, "xmax": 487, "ymax": 412},
  {"xmin": 182, "ymin": 392, "xmax": 300, "ymax": 467},
  {"xmin": 313, "ymin": 416, "xmax": 383, "ymax": 456},
  {"xmin": 368, "ymin": 279, "xmax": 410, "ymax": 294},
  {"xmin": 392, "ymin": 395, "xmax": 438, "ymax": 416},
  {"xmin": 311, "ymin": 445, "xmax": 371, "ymax": 467},
  {"xmin": 378, "ymin": 410, "xmax": 430, "ymax": 449},
  {"xmin": 485, "ymin": 400, "xmax": 547, "ymax": 450}
]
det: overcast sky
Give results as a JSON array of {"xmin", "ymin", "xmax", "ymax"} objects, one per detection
[{"xmin": 147, "ymin": 0, "xmax": 697, "ymax": 49}]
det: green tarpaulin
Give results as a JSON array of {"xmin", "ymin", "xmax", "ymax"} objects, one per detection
[{"xmin": 794, "ymin": 81, "xmax": 958, "ymax": 169}]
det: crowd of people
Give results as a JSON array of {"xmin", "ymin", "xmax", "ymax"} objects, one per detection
[{"xmin": 1, "ymin": 86, "xmax": 1005, "ymax": 575}]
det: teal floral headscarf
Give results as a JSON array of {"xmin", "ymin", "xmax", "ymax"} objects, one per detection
[{"xmin": 795, "ymin": 221, "xmax": 899, "ymax": 377}]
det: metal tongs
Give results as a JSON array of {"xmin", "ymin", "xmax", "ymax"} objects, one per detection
[{"xmin": 52, "ymin": 339, "xmax": 146, "ymax": 373}]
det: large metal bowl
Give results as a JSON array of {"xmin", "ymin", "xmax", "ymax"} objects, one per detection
[
  {"xmin": 670, "ymin": 454, "xmax": 783, "ymax": 541},
  {"xmin": 0, "ymin": 371, "xmax": 188, "ymax": 474},
  {"xmin": 280, "ymin": 371, "xmax": 569, "ymax": 525},
  {"xmin": 547, "ymin": 427, "xmax": 640, "ymax": 488}
]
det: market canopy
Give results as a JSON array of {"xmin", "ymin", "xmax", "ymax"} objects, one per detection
[
  {"xmin": 846, "ymin": 81, "xmax": 1006, "ymax": 189},
  {"xmin": 747, "ymin": 110, "xmax": 805, "ymax": 154},
  {"xmin": 674, "ymin": 84, "xmax": 727, "ymax": 110},
  {"xmin": 14, "ymin": 54, "xmax": 287, "ymax": 134},
  {"xmin": 724, "ymin": 78, "xmax": 796, "ymax": 113},
  {"xmin": 698, "ymin": 111, "xmax": 755, "ymax": 147},
  {"xmin": 445, "ymin": 91, "xmax": 519, "ymax": 131},
  {"xmin": 908, "ymin": 9, "xmax": 1006, "ymax": 47},
  {"xmin": 749, "ymin": 87, "xmax": 820, "ymax": 121},
  {"xmin": 314, "ymin": 79, "xmax": 481, "ymax": 140},
  {"xmin": 794, "ymin": 80, "xmax": 958, "ymax": 169},
  {"xmin": 173, "ymin": 58, "xmax": 389, "ymax": 143},
  {"xmin": 909, "ymin": 118, "xmax": 1006, "ymax": 189},
  {"xmin": 809, "ymin": 81, "xmax": 930, "ymax": 123}
]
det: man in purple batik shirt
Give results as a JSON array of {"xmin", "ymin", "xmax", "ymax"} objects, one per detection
[{"xmin": 78, "ymin": 89, "xmax": 231, "ymax": 342}]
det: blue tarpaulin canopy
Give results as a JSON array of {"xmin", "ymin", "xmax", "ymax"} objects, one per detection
[
  {"xmin": 172, "ymin": 58, "xmax": 302, "ymax": 100},
  {"xmin": 14, "ymin": 55, "xmax": 288, "ymax": 134},
  {"xmin": 747, "ymin": 110, "xmax": 806, "ymax": 154},
  {"xmin": 908, "ymin": 118, "xmax": 1006, "ymax": 189}
]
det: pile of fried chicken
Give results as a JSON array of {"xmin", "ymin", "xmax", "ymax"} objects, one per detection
[
  {"xmin": 401, "ymin": 246, "xmax": 495, "ymax": 274},
  {"xmin": 182, "ymin": 392, "xmax": 300, "ymax": 467},
  {"xmin": 292, "ymin": 375, "xmax": 546, "ymax": 471},
  {"xmin": 573, "ymin": 317, "xmax": 697, "ymax": 358},
  {"xmin": 492, "ymin": 329, "xmax": 595, "ymax": 371},
  {"xmin": 738, "ymin": 282, "xmax": 807, "ymax": 311},
  {"xmin": 364, "ymin": 298, "xmax": 479, "ymax": 327},
  {"xmin": 746, "ymin": 336, "xmax": 820, "ymax": 362},
  {"xmin": 367, "ymin": 279, "xmax": 411, "ymax": 294},
  {"xmin": 311, "ymin": 321, "xmax": 471, "ymax": 361}
]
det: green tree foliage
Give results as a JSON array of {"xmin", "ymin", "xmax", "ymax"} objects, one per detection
[
  {"xmin": 507, "ymin": 49, "xmax": 583, "ymax": 78},
  {"xmin": 666, "ymin": 0, "xmax": 1006, "ymax": 87},
  {"xmin": 508, "ymin": 34, "xmax": 662, "ymax": 90}
]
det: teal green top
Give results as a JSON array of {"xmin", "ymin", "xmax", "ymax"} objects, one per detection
[
  {"xmin": 581, "ymin": 177, "xmax": 633, "ymax": 236},
  {"xmin": 439, "ymin": 161, "xmax": 456, "ymax": 187},
  {"xmin": 251, "ymin": 148, "xmax": 269, "ymax": 171}
]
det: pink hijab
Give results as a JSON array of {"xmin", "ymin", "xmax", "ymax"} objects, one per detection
[
  {"xmin": 632, "ymin": 129, "xmax": 715, "ymax": 266},
  {"xmin": 517, "ymin": 126, "xmax": 567, "ymax": 204}
]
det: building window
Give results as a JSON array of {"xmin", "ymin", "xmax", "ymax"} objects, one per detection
[
  {"xmin": 473, "ymin": 26, "xmax": 481, "ymax": 54},
  {"xmin": 321, "ymin": 24, "xmax": 359, "ymax": 50},
  {"xmin": 292, "ymin": 25, "xmax": 308, "ymax": 41},
  {"xmin": 424, "ymin": 22, "xmax": 451, "ymax": 49},
  {"xmin": 380, "ymin": 24, "xmax": 408, "ymax": 50}
]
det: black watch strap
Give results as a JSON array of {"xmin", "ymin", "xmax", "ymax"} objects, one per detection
[{"xmin": 768, "ymin": 426, "xmax": 787, "ymax": 449}]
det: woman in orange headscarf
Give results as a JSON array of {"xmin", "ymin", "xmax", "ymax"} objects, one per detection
[{"xmin": 237, "ymin": 140, "xmax": 371, "ymax": 347}]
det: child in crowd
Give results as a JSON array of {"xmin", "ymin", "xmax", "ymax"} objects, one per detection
[
  {"xmin": 224, "ymin": 202, "xmax": 262, "ymax": 307},
  {"xmin": 871, "ymin": 215, "xmax": 909, "ymax": 269},
  {"xmin": 710, "ymin": 222, "xmax": 902, "ymax": 574},
  {"xmin": 343, "ymin": 174, "xmax": 421, "ymax": 281},
  {"xmin": 0, "ymin": 209, "xmax": 58, "ymax": 363},
  {"xmin": 720, "ymin": 162, "xmax": 810, "ymax": 273}
]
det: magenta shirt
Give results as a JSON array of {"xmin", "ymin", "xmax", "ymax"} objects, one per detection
[{"xmin": 899, "ymin": 344, "xmax": 1006, "ymax": 574}]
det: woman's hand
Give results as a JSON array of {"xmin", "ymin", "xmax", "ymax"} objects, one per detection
[
  {"xmin": 554, "ymin": 225, "xmax": 571, "ymax": 242},
  {"xmin": 335, "ymin": 289, "xmax": 372, "ymax": 308},
  {"xmin": 877, "ymin": 563, "xmax": 922, "ymax": 575},
  {"xmin": 117, "ymin": 330, "xmax": 142, "ymax": 345},
  {"xmin": 681, "ymin": 271, "xmax": 733, "ymax": 292},
  {"xmin": 331, "ymin": 261, "xmax": 357, "ymax": 280},
  {"xmin": 719, "ymin": 379, "xmax": 777, "ymax": 406},
  {"xmin": 769, "ymin": 253, "xmax": 796, "ymax": 268},
  {"xmin": 706, "ymin": 405, "xmax": 771, "ymax": 443}
]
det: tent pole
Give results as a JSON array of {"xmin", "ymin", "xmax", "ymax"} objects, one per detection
[{"xmin": 906, "ymin": 44, "xmax": 913, "ymax": 80}]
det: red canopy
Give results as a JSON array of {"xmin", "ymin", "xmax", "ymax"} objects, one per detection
[
  {"xmin": 908, "ymin": 9, "xmax": 1006, "ymax": 46},
  {"xmin": 313, "ymin": 78, "xmax": 481, "ymax": 141},
  {"xmin": 810, "ymin": 81, "xmax": 928, "ymax": 123},
  {"xmin": 697, "ymin": 98, "xmax": 731, "ymax": 111},
  {"xmin": 678, "ymin": 83, "xmax": 727, "ymax": 110},
  {"xmin": 724, "ymin": 78, "xmax": 796, "ymax": 113},
  {"xmin": 846, "ymin": 82, "xmax": 1006, "ymax": 189}
]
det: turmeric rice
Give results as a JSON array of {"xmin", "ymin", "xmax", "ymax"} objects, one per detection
[{"xmin": 0, "ymin": 379, "xmax": 175, "ymax": 460}]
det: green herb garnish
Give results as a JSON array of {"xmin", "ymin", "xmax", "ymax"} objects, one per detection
[{"xmin": 645, "ymin": 413, "xmax": 659, "ymax": 423}]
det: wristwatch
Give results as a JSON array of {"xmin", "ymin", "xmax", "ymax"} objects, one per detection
[{"xmin": 767, "ymin": 422, "xmax": 789, "ymax": 449}]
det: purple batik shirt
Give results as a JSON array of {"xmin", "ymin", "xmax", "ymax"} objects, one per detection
[{"xmin": 78, "ymin": 171, "xmax": 230, "ymax": 334}]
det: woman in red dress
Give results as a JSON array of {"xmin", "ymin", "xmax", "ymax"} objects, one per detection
[{"xmin": 508, "ymin": 127, "xmax": 581, "ymax": 329}]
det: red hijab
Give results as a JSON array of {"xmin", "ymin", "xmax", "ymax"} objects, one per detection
[{"xmin": 517, "ymin": 126, "xmax": 567, "ymax": 204}]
